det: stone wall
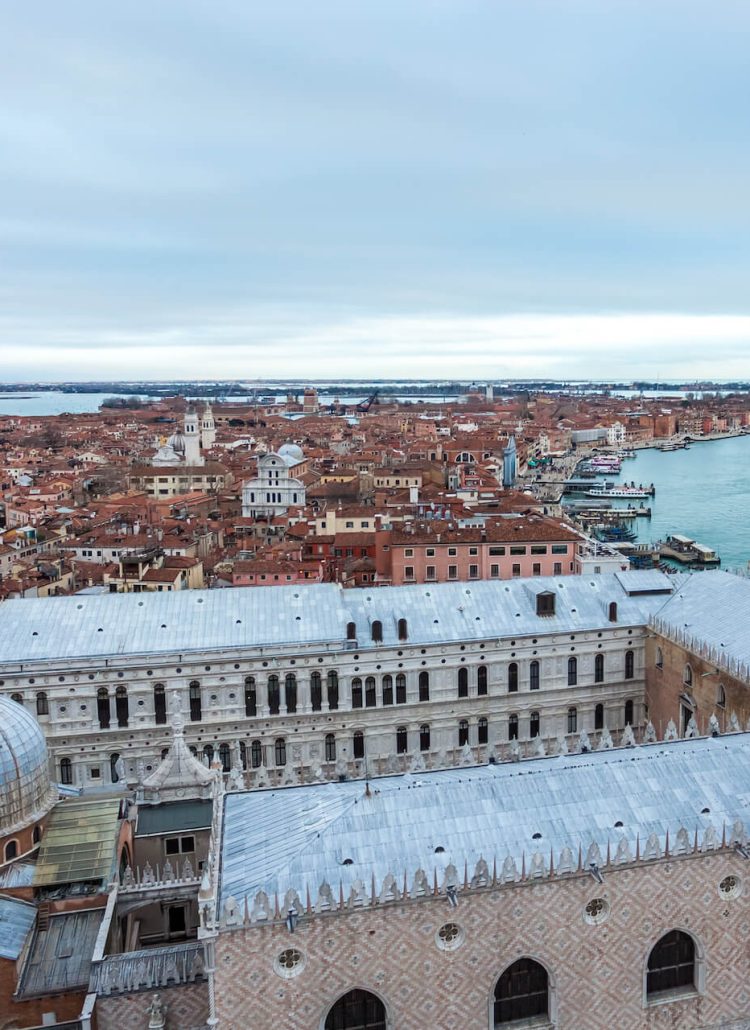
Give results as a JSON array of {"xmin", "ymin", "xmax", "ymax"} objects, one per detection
[
  {"xmin": 95, "ymin": 982, "xmax": 208, "ymax": 1030},
  {"xmin": 214, "ymin": 849, "xmax": 750, "ymax": 1030}
]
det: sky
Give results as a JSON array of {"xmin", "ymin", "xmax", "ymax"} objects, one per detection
[{"xmin": 2, "ymin": 1, "xmax": 750, "ymax": 381}]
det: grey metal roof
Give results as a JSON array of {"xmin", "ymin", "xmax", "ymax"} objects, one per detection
[
  {"xmin": 136, "ymin": 799, "xmax": 213, "ymax": 837},
  {"xmin": 0, "ymin": 895, "xmax": 35, "ymax": 960},
  {"xmin": 18, "ymin": 908, "xmax": 103, "ymax": 996},
  {"xmin": 653, "ymin": 571, "xmax": 750, "ymax": 671},
  {"xmin": 219, "ymin": 733, "xmax": 750, "ymax": 906},
  {"xmin": 0, "ymin": 572, "xmax": 676, "ymax": 664}
]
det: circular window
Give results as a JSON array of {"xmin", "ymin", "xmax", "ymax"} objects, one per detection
[
  {"xmin": 436, "ymin": 922, "xmax": 464, "ymax": 951},
  {"xmin": 584, "ymin": 898, "xmax": 609, "ymax": 925},
  {"xmin": 274, "ymin": 948, "xmax": 305, "ymax": 979},
  {"xmin": 719, "ymin": 875, "xmax": 741, "ymax": 899}
]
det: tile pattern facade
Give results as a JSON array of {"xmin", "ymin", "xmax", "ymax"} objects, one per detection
[{"xmin": 96, "ymin": 981, "xmax": 209, "ymax": 1030}]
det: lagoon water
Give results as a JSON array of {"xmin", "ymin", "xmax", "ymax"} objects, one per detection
[{"xmin": 606, "ymin": 435, "xmax": 750, "ymax": 569}]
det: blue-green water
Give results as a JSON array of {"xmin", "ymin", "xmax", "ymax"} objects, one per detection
[{"xmin": 600, "ymin": 436, "xmax": 750, "ymax": 569}]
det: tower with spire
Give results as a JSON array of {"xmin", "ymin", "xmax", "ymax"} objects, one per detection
[{"xmin": 183, "ymin": 404, "xmax": 204, "ymax": 466}]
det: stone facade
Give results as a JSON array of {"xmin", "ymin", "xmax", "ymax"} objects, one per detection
[
  {"xmin": 212, "ymin": 850, "xmax": 750, "ymax": 1030},
  {"xmin": 1, "ymin": 623, "xmax": 645, "ymax": 790},
  {"xmin": 95, "ymin": 981, "xmax": 209, "ymax": 1030}
]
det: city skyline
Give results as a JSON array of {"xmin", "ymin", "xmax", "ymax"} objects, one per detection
[{"xmin": 3, "ymin": 2, "xmax": 750, "ymax": 378}]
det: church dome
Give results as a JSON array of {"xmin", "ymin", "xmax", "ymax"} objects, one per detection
[
  {"xmin": 167, "ymin": 430, "xmax": 186, "ymax": 454},
  {"xmin": 0, "ymin": 696, "xmax": 56, "ymax": 834},
  {"xmin": 278, "ymin": 443, "xmax": 304, "ymax": 462}
]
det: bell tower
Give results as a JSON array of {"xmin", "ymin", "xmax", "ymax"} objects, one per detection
[{"xmin": 183, "ymin": 405, "xmax": 204, "ymax": 466}]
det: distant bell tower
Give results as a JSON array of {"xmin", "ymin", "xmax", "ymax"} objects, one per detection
[
  {"xmin": 201, "ymin": 403, "xmax": 216, "ymax": 450},
  {"xmin": 502, "ymin": 436, "xmax": 517, "ymax": 488},
  {"xmin": 183, "ymin": 405, "xmax": 204, "ymax": 466}
]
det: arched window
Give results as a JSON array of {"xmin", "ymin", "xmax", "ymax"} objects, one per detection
[
  {"xmin": 382, "ymin": 674, "xmax": 393, "ymax": 706},
  {"xmin": 110, "ymin": 753, "xmax": 120, "ymax": 783},
  {"xmin": 4, "ymin": 840, "xmax": 18, "ymax": 862},
  {"xmin": 365, "ymin": 676, "xmax": 377, "ymax": 707},
  {"xmin": 250, "ymin": 740, "xmax": 262, "ymax": 768},
  {"xmin": 398, "ymin": 618, "xmax": 408, "ymax": 641},
  {"xmin": 594, "ymin": 653, "xmax": 604, "ymax": 684},
  {"xmin": 267, "ymin": 675, "xmax": 280, "ymax": 715},
  {"xmin": 458, "ymin": 719, "xmax": 470, "ymax": 746},
  {"xmin": 624, "ymin": 699, "xmax": 634, "ymax": 726},
  {"xmin": 418, "ymin": 671, "xmax": 430, "ymax": 702},
  {"xmin": 458, "ymin": 667, "xmax": 469, "ymax": 698},
  {"xmin": 154, "ymin": 684, "xmax": 167, "ymax": 725},
  {"xmin": 655, "ymin": 646, "xmax": 663, "ymax": 669},
  {"xmin": 717, "ymin": 683, "xmax": 726, "ymax": 708},
  {"xmin": 684, "ymin": 664, "xmax": 693, "ymax": 687},
  {"xmin": 508, "ymin": 663, "xmax": 518, "ymax": 693},
  {"xmin": 115, "ymin": 686, "xmax": 129, "ymax": 728},
  {"xmin": 396, "ymin": 673, "xmax": 406, "ymax": 704},
  {"xmin": 244, "ymin": 677, "xmax": 257, "ymax": 717},
  {"xmin": 60, "ymin": 757, "xmax": 73, "ymax": 784},
  {"xmin": 567, "ymin": 706, "xmax": 577, "ymax": 733},
  {"xmin": 529, "ymin": 661, "xmax": 539, "ymax": 691},
  {"xmin": 351, "ymin": 677, "xmax": 363, "ymax": 708},
  {"xmin": 324, "ymin": 989, "xmax": 386, "ymax": 1030},
  {"xmin": 371, "ymin": 620, "xmax": 383, "ymax": 643},
  {"xmin": 478, "ymin": 716, "xmax": 489, "ymax": 744},
  {"xmin": 189, "ymin": 680, "xmax": 202, "ymax": 722},
  {"xmin": 327, "ymin": 670, "xmax": 339, "ymax": 710},
  {"xmin": 218, "ymin": 743, "xmax": 231, "ymax": 772},
  {"xmin": 325, "ymin": 733, "xmax": 336, "ymax": 762},
  {"xmin": 284, "ymin": 673, "xmax": 297, "ymax": 714},
  {"xmin": 346, "ymin": 621, "xmax": 357, "ymax": 641},
  {"xmin": 353, "ymin": 731, "xmax": 365, "ymax": 759},
  {"xmin": 625, "ymin": 650, "xmax": 634, "ymax": 680},
  {"xmin": 239, "ymin": 741, "xmax": 247, "ymax": 769},
  {"xmin": 274, "ymin": 738, "xmax": 286, "ymax": 766},
  {"xmin": 647, "ymin": 930, "xmax": 696, "ymax": 998},
  {"xmin": 310, "ymin": 672, "xmax": 322, "ymax": 712},
  {"xmin": 10, "ymin": 693, "xmax": 23, "ymax": 705},
  {"xmin": 594, "ymin": 703, "xmax": 604, "ymax": 730},
  {"xmin": 529, "ymin": 711, "xmax": 540, "ymax": 738},
  {"xmin": 567, "ymin": 656, "xmax": 577, "ymax": 686},
  {"xmin": 396, "ymin": 726, "xmax": 408, "ymax": 754},
  {"xmin": 493, "ymin": 957, "xmax": 549, "ymax": 1025},
  {"xmin": 203, "ymin": 744, "xmax": 214, "ymax": 765},
  {"xmin": 36, "ymin": 691, "xmax": 48, "ymax": 716},
  {"xmin": 420, "ymin": 724, "xmax": 431, "ymax": 751},
  {"xmin": 608, "ymin": 601, "xmax": 618, "ymax": 623},
  {"xmin": 97, "ymin": 688, "xmax": 111, "ymax": 729},
  {"xmin": 508, "ymin": 713, "xmax": 519, "ymax": 740},
  {"xmin": 477, "ymin": 664, "xmax": 488, "ymax": 695}
]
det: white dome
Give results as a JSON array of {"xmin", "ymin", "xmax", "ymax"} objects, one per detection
[
  {"xmin": 167, "ymin": 431, "xmax": 186, "ymax": 454},
  {"xmin": 278, "ymin": 443, "xmax": 304, "ymax": 462},
  {"xmin": 0, "ymin": 696, "xmax": 56, "ymax": 834}
]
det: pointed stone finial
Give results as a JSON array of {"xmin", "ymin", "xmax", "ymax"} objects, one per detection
[
  {"xmin": 556, "ymin": 734, "xmax": 569, "ymax": 756},
  {"xmin": 578, "ymin": 729, "xmax": 591, "ymax": 754},
  {"xmin": 663, "ymin": 719, "xmax": 678, "ymax": 741},
  {"xmin": 643, "ymin": 720, "xmax": 657, "ymax": 743},
  {"xmin": 509, "ymin": 738, "xmax": 521, "ymax": 761},
  {"xmin": 460, "ymin": 742, "xmax": 474, "ymax": 766},
  {"xmin": 620, "ymin": 724, "xmax": 636, "ymax": 747},
  {"xmin": 532, "ymin": 735, "xmax": 546, "ymax": 758},
  {"xmin": 598, "ymin": 727, "xmax": 614, "ymax": 750},
  {"xmin": 684, "ymin": 715, "xmax": 699, "ymax": 739},
  {"xmin": 729, "ymin": 711, "xmax": 741, "ymax": 732},
  {"xmin": 708, "ymin": 713, "xmax": 720, "ymax": 737},
  {"xmin": 409, "ymin": 752, "xmax": 426, "ymax": 773}
]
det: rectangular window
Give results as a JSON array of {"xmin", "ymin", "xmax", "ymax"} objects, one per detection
[
  {"xmin": 551, "ymin": 544, "xmax": 568, "ymax": 554},
  {"xmin": 490, "ymin": 564, "xmax": 499, "ymax": 578},
  {"xmin": 448, "ymin": 565, "xmax": 458, "ymax": 579},
  {"xmin": 510, "ymin": 545, "xmax": 526, "ymax": 555},
  {"xmin": 489, "ymin": 546, "xmax": 506, "ymax": 556},
  {"xmin": 469, "ymin": 547, "xmax": 478, "ymax": 556},
  {"xmin": 553, "ymin": 562, "xmax": 562, "ymax": 575},
  {"xmin": 448, "ymin": 547, "xmax": 457, "ymax": 556},
  {"xmin": 426, "ymin": 548, "xmax": 435, "ymax": 557},
  {"xmin": 426, "ymin": 565, "xmax": 436, "ymax": 580},
  {"xmin": 532, "ymin": 563, "xmax": 541, "ymax": 576},
  {"xmin": 530, "ymin": 545, "xmax": 547, "ymax": 555},
  {"xmin": 512, "ymin": 564, "xmax": 521, "ymax": 577},
  {"xmin": 404, "ymin": 566, "xmax": 415, "ymax": 580},
  {"xmin": 469, "ymin": 564, "xmax": 479, "ymax": 578},
  {"xmin": 404, "ymin": 548, "xmax": 414, "ymax": 558}
]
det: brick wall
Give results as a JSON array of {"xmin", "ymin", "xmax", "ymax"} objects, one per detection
[{"xmin": 214, "ymin": 850, "xmax": 750, "ymax": 1030}]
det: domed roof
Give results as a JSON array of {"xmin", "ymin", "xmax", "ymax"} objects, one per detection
[
  {"xmin": 167, "ymin": 430, "xmax": 186, "ymax": 454},
  {"xmin": 278, "ymin": 443, "xmax": 304, "ymax": 462},
  {"xmin": 0, "ymin": 696, "xmax": 56, "ymax": 835}
]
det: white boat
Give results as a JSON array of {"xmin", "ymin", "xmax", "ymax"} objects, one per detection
[{"xmin": 586, "ymin": 485, "xmax": 654, "ymax": 498}]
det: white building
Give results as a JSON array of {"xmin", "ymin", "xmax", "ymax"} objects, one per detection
[{"xmin": 241, "ymin": 444, "xmax": 306, "ymax": 518}]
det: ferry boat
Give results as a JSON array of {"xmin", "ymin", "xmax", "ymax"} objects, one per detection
[{"xmin": 586, "ymin": 483, "xmax": 655, "ymax": 498}]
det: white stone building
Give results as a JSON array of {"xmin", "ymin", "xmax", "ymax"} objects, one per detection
[{"xmin": 241, "ymin": 444, "xmax": 306, "ymax": 518}]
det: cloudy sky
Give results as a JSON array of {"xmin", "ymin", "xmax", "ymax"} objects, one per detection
[{"xmin": 3, "ymin": 1, "xmax": 750, "ymax": 381}]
